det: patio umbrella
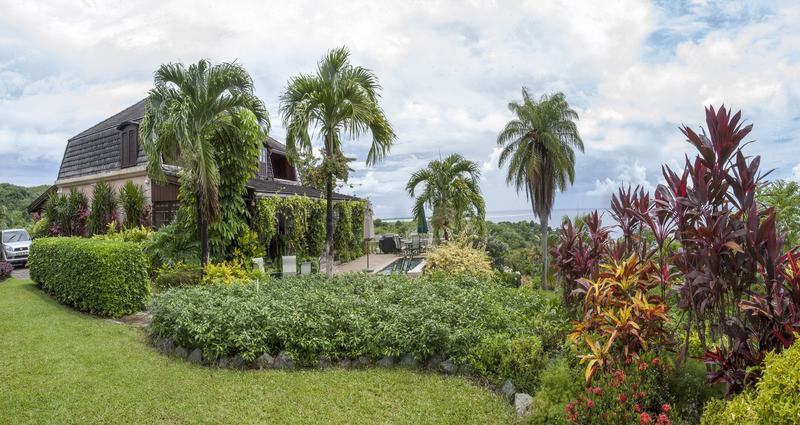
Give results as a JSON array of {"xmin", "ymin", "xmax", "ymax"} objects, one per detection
[{"xmin": 417, "ymin": 210, "xmax": 429, "ymax": 234}]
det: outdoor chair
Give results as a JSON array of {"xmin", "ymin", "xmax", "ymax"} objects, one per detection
[
  {"xmin": 282, "ymin": 255, "xmax": 297, "ymax": 276},
  {"xmin": 300, "ymin": 262, "xmax": 312, "ymax": 275},
  {"xmin": 411, "ymin": 234, "xmax": 421, "ymax": 255}
]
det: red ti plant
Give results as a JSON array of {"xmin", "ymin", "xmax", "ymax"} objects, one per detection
[{"xmin": 551, "ymin": 210, "xmax": 610, "ymax": 310}]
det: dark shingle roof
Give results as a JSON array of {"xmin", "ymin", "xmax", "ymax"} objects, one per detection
[
  {"xmin": 247, "ymin": 179, "xmax": 357, "ymax": 200},
  {"xmin": 57, "ymin": 100, "xmax": 147, "ymax": 180}
]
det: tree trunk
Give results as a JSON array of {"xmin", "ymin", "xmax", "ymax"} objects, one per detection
[
  {"xmin": 198, "ymin": 202, "xmax": 209, "ymax": 269},
  {"xmin": 324, "ymin": 172, "xmax": 334, "ymax": 277},
  {"xmin": 540, "ymin": 214, "xmax": 549, "ymax": 290}
]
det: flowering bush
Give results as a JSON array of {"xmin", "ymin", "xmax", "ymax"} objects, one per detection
[
  {"xmin": 0, "ymin": 261, "xmax": 12, "ymax": 281},
  {"xmin": 566, "ymin": 353, "xmax": 675, "ymax": 425}
]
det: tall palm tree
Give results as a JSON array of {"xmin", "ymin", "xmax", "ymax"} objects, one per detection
[
  {"xmin": 280, "ymin": 47, "xmax": 395, "ymax": 275},
  {"xmin": 496, "ymin": 89, "xmax": 583, "ymax": 289},
  {"xmin": 406, "ymin": 154, "xmax": 485, "ymax": 241},
  {"xmin": 140, "ymin": 59, "xmax": 269, "ymax": 267}
]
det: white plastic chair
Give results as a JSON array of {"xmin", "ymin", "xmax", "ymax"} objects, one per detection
[{"xmin": 282, "ymin": 255, "xmax": 297, "ymax": 276}]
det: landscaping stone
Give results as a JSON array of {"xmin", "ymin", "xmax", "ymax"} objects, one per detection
[
  {"xmin": 425, "ymin": 354, "xmax": 445, "ymax": 370},
  {"xmin": 399, "ymin": 353, "xmax": 418, "ymax": 368},
  {"xmin": 500, "ymin": 379, "xmax": 516, "ymax": 402},
  {"xmin": 218, "ymin": 356, "xmax": 230, "ymax": 368},
  {"xmin": 256, "ymin": 353, "xmax": 274, "ymax": 369},
  {"xmin": 317, "ymin": 355, "xmax": 332, "ymax": 368},
  {"xmin": 174, "ymin": 346, "xmax": 189, "ymax": 359},
  {"xmin": 188, "ymin": 348, "xmax": 203, "ymax": 364},
  {"xmin": 377, "ymin": 356, "xmax": 395, "ymax": 367},
  {"xmin": 352, "ymin": 356, "xmax": 370, "ymax": 368},
  {"xmin": 337, "ymin": 358, "xmax": 352, "ymax": 369},
  {"xmin": 232, "ymin": 354, "xmax": 247, "ymax": 369},
  {"xmin": 273, "ymin": 351, "xmax": 295, "ymax": 369},
  {"xmin": 514, "ymin": 393, "xmax": 533, "ymax": 417},
  {"xmin": 156, "ymin": 338, "xmax": 175, "ymax": 355},
  {"xmin": 438, "ymin": 359, "xmax": 456, "ymax": 374}
]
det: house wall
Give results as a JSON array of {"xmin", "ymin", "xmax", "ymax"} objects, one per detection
[{"xmin": 56, "ymin": 166, "xmax": 151, "ymax": 224}]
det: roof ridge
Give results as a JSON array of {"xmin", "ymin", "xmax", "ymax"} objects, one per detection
[{"xmin": 69, "ymin": 98, "xmax": 147, "ymax": 141}]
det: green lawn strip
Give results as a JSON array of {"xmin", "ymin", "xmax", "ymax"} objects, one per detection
[{"xmin": 0, "ymin": 278, "xmax": 514, "ymax": 424}]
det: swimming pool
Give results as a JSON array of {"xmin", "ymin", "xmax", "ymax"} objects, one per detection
[{"xmin": 376, "ymin": 257, "xmax": 425, "ymax": 275}]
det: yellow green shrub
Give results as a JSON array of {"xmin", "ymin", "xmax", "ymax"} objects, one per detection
[{"xmin": 424, "ymin": 239, "xmax": 493, "ymax": 278}]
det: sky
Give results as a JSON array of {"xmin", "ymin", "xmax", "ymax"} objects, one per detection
[{"xmin": 1, "ymin": 0, "xmax": 799, "ymax": 220}]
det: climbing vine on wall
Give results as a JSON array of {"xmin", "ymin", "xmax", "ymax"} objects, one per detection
[{"xmin": 254, "ymin": 196, "xmax": 365, "ymax": 263}]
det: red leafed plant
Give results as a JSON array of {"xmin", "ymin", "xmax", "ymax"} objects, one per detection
[{"xmin": 570, "ymin": 254, "xmax": 671, "ymax": 382}]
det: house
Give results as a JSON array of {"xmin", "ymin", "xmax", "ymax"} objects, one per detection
[{"xmin": 28, "ymin": 99, "xmax": 357, "ymax": 226}]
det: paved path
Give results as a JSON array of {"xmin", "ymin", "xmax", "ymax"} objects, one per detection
[{"xmin": 10, "ymin": 267, "xmax": 29, "ymax": 280}]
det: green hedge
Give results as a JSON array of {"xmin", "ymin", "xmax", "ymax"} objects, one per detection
[
  {"xmin": 29, "ymin": 237, "xmax": 150, "ymax": 317},
  {"xmin": 254, "ymin": 196, "xmax": 365, "ymax": 263},
  {"xmin": 148, "ymin": 273, "xmax": 567, "ymax": 387}
]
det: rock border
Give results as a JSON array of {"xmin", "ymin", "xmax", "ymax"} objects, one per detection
[{"xmin": 153, "ymin": 338, "xmax": 533, "ymax": 417}]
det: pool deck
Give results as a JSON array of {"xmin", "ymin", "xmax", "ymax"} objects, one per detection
[{"xmin": 332, "ymin": 253, "xmax": 400, "ymax": 274}]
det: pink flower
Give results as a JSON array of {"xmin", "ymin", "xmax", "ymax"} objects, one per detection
[
  {"xmin": 639, "ymin": 412, "xmax": 652, "ymax": 424},
  {"xmin": 657, "ymin": 413, "xmax": 671, "ymax": 425},
  {"xmin": 618, "ymin": 393, "xmax": 627, "ymax": 404},
  {"xmin": 661, "ymin": 404, "xmax": 671, "ymax": 413},
  {"xmin": 651, "ymin": 357, "xmax": 661, "ymax": 366},
  {"xmin": 587, "ymin": 399, "xmax": 595, "ymax": 408},
  {"xmin": 634, "ymin": 404, "xmax": 642, "ymax": 413}
]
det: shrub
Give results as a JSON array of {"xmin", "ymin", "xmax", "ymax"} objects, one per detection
[
  {"xmin": 668, "ymin": 359, "xmax": 723, "ymax": 424},
  {"xmin": 88, "ymin": 181, "xmax": 118, "ymax": 235},
  {"xmin": 424, "ymin": 240, "xmax": 493, "ymax": 278},
  {"xmin": 119, "ymin": 181, "xmax": 146, "ymax": 228},
  {"xmin": 0, "ymin": 261, "xmax": 12, "ymax": 281},
  {"xmin": 525, "ymin": 357, "xmax": 583, "ymax": 425},
  {"xmin": 701, "ymin": 339, "xmax": 800, "ymax": 425},
  {"xmin": 570, "ymin": 254, "xmax": 670, "ymax": 381},
  {"xmin": 148, "ymin": 273, "xmax": 566, "ymax": 367},
  {"xmin": 28, "ymin": 237, "xmax": 149, "ymax": 317},
  {"xmin": 468, "ymin": 334, "xmax": 544, "ymax": 393},
  {"xmin": 202, "ymin": 261, "xmax": 251, "ymax": 285},
  {"xmin": 154, "ymin": 262, "xmax": 202, "ymax": 290}
]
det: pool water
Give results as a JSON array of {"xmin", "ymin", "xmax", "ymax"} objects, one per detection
[{"xmin": 377, "ymin": 257, "xmax": 424, "ymax": 274}]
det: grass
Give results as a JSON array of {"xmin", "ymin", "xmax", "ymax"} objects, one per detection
[{"xmin": 0, "ymin": 278, "xmax": 515, "ymax": 424}]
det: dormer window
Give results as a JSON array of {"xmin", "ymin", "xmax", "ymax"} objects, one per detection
[
  {"xmin": 271, "ymin": 152, "xmax": 297, "ymax": 181},
  {"xmin": 118, "ymin": 121, "xmax": 139, "ymax": 168},
  {"xmin": 258, "ymin": 148, "xmax": 269, "ymax": 178}
]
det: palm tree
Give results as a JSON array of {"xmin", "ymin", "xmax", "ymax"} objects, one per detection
[
  {"xmin": 496, "ymin": 89, "xmax": 583, "ymax": 289},
  {"xmin": 406, "ymin": 154, "xmax": 485, "ymax": 241},
  {"xmin": 280, "ymin": 47, "xmax": 395, "ymax": 275},
  {"xmin": 140, "ymin": 59, "xmax": 269, "ymax": 267}
]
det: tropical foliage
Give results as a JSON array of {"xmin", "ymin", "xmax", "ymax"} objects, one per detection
[
  {"xmin": 406, "ymin": 153, "xmax": 485, "ymax": 241},
  {"xmin": 43, "ymin": 189, "xmax": 89, "ymax": 237},
  {"xmin": 496, "ymin": 89, "xmax": 584, "ymax": 290},
  {"xmin": 424, "ymin": 238, "xmax": 493, "ymax": 278},
  {"xmin": 280, "ymin": 46, "xmax": 395, "ymax": 274},
  {"xmin": 253, "ymin": 196, "xmax": 366, "ymax": 265},
  {"xmin": 140, "ymin": 59, "xmax": 269, "ymax": 266},
  {"xmin": 758, "ymin": 179, "xmax": 800, "ymax": 249},
  {"xmin": 119, "ymin": 181, "xmax": 147, "ymax": 229},
  {"xmin": 87, "ymin": 181, "xmax": 117, "ymax": 235}
]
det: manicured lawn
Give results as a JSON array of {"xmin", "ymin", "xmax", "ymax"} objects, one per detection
[{"xmin": 0, "ymin": 278, "xmax": 514, "ymax": 424}]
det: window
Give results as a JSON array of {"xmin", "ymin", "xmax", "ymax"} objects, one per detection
[
  {"xmin": 270, "ymin": 153, "xmax": 296, "ymax": 181},
  {"xmin": 258, "ymin": 148, "xmax": 269, "ymax": 178},
  {"xmin": 152, "ymin": 201, "xmax": 179, "ymax": 228},
  {"xmin": 120, "ymin": 125, "xmax": 139, "ymax": 168}
]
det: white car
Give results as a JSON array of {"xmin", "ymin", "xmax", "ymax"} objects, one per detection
[{"xmin": 1, "ymin": 229, "xmax": 31, "ymax": 266}]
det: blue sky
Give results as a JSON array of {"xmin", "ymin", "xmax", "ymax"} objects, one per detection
[{"xmin": 1, "ymin": 0, "xmax": 799, "ymax": 220}]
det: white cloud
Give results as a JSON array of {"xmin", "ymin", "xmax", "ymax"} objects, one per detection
[
  {"xmin": 587, "ymin": 160, "xmax": 654, "ymax": 197},
  {"xmin": 0, "ymin": 0, "xmax": 798, "ymax": 217}
]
